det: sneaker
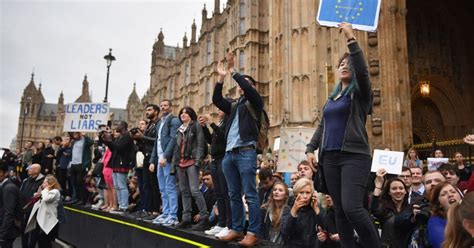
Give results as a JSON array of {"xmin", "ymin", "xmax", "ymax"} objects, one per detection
[
  {"xmin": 142, "ymin": 214, "xmax": 158, "ymax": 222},
  {"xmin": 215, "ymin": 227, "xmax": 230, "ymax": 238},
  {"xmin": 161, "ymin": 216, "xmax": 179, "ymax": 227},
  {"xmin": 174, "ymin": 219, "xmax": 192, "ymax": 229},
  {"xmin": 109, "ymin": 209, "xmax": 126, "ymax": 215},
  {"xmin": 152, "ymin": 214, "xmax": 168, "ymax": 225},
  {"xmin": 204, "ymin": 225, "xmax": 224, "ymax": 236},
  {"xmin": 192, "ymin": 219, "xmax": 210, "ymax": 231},
  {"xmin": 91, "ymin": 200, "xmax": 104, "ymax": 210}
]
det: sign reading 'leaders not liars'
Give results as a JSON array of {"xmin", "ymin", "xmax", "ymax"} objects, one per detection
[
  {"xmin": 317, "ymin": 0, "xmax": 382, "ymax": 31},
  {"xmin": 63, "ymin": 102, "xmax": 109, "ymax": 132}
]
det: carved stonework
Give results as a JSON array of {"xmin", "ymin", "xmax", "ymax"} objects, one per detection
[
  {"xmin": 368, "ymin": 32, "xmax": 378, "ymax": 47},
  {"xmin": 372, "ymin": 117, "xmax": 382, "ymax": 136},
  {"xmin": 369, "ymin": 59, "xmax": 380, "ymax": 76},
  {"xmin": 373, "ymin": 88, "xmax": 381, "ymax": 105}
]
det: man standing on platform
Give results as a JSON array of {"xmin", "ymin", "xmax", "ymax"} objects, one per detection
[
  {"xmin": 132, "ymin": 104, "xmax": 162, "ymax": 220},
  {"xmin": 213, "ymin": 52, "xmax": 263, "ymax": 246},
  {"xmin": 69, "ymin": 132, "xmax": 93, "ymax": 205},
  {"xmin": 149, "ymin": 100, "xmax": 181, "ymax": 226}
]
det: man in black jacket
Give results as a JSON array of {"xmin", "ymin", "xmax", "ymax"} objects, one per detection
[
  {"xmin": 132, "ymin": 104, "xmax": 162, "ymax": 220},
  {"xmin": 19, "ymin": 163, "xmax": 44, "ymax": 248},
  {"xmin": 213, "ymin": 52, "xmax": 263, "ymax": 246},
  {"xmin": 0, "ymin": 161, "xmax": 22, "ymax": 248}
]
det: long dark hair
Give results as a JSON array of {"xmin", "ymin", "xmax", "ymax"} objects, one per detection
[
  {"xmin": 328, "ymin": 52, "xmax": 356, "ymax": 99},
  {"xmin": 380, "ymin": 178, "xmax": 409, "ymax": 214},
  {"xmin": 178, "ymin": 106, "xmax": 197, "ymax": 123}
]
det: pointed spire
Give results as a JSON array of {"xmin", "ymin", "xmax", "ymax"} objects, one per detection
[
  {"xmin": 202, "ymin": 4, "xmax": 208, "ymax": 23},
  {"xmin": 214, "ymin": 0, "xmax": 220, "ymax": 15},
  {"xmin": 183, "ymin": 32, "xmax": 188, "ymax": 48},
  {"xmin": 30, "ymin": 70, "xmax": 35, "ymax": 82},
  {"xmin": 58, "ymin": 91, "xmax": 64, "ymax": 104},
  {"xmin": 191, "ymin": 19, "xmax": 197, "ymax": 44},
  {"xmin": 38, "ymin": 82, "xmax": 42, "ymax": 92},
  {"xmin": 158, "ymin": 28, "xmax": 164, "ymax": 41},
  {"xmin": 75, "ymin": 74, "xmax": 91, "ymax": 102},
  {"xmin": 128, "ymin": 81, "xmax": 140, "ymax": 103}
]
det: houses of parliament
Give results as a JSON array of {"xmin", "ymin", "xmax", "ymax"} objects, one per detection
[{"xmin": 15, "ymin": 0, "xmax": 474, "ymax": 155}]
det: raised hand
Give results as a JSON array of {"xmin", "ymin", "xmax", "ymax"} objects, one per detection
[
  {"xmin": 225, "ymin": 52, "xmax": 235, "ymax": 70},
  {"xmin": 217, "ymin": 60, "xmax": 227, "ymax": 82},
  {"xmin": 337, "ymin": 22, "xmax": 355, "ymax": 40}
]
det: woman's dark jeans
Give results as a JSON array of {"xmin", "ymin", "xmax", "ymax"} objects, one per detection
[
  {"xmin": 322, "ymin": 151, "xmax": 381, "ymax": 248},
  {"xmin": 210, "ymin": 158, "xmax": 232, "ymax": 228}
]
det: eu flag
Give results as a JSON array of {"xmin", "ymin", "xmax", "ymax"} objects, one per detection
[{"xmin": 317, "ymin": 0, "xmax": 381, "ymax": 31}]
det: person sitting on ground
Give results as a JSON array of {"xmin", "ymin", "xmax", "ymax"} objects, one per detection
[
  {"xmin": 438, "ymin": 163, "xmax": 465, "ymax": 194},
  {"xmin": 404, "ymin": 148, "xmax": 422, "ymax": 168},
  {"xmin": 317, "ymin": 194, "xmax": 341, "ymax": 248},
  {"xmin": 427, "ymin": 182, "xmax": 463, "ymax": 248},
  {"xmin": 260, "ymin": 181, "xmax": 290, "ymax": 245},
  {"xmin": 281, "ymin": 178, "xmax": 322, "ymax": 248},
  {"xmin": 442, "ymin": 191, "xmax": 474, "ymax": 248},
  {"xmin": 258, "ymin": 167, "xmax": 275, "ymax": 205},
  {"xmin": 372, "ymin": 173, "xmax": 414, "ymax": 248},
  {"xmin": 423, "ymin": 170, "xmax": 446, "ymax": 196}
]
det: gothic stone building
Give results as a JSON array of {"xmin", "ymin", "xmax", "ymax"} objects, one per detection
[
  {"xmin": 127, "ymin": 0, "xmax": 474, "ymax": 152},
  {"xmin": 16, "ymin": 74, "xmax": 126, "ymax": 150}
]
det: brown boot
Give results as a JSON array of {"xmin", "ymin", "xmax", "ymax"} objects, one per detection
[
  {"xmin": 238, "ymin": 233, "xmax": 259, "ymax": 247},
  {"xmin": 219, "ymin": 230, "xmax": 244, "ymax": 242}
]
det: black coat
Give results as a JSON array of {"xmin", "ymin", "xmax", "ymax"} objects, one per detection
[
  {"xmin": 0, "ymin": 179, "xmax": 22, "ymax": 241},
  {"xmin": 213, "ymin": 72, "xmax": 264, "ymax": 144},
  {"xmin": 202, "ymin": 119, "xmax": 227, "ymax": 160},
  {"xmin": 20, "ymin": 174, "xmax": 45, "ymax": 213},
  {"xmin": 105, "ymin": 133, "xmax": 136, "ymax": 173},
  {"xmin": 172, "ymin": 121, "xmax": 207, "ymax": 168},
  {"xmin": 281, "ymin": 204, "xmax": 322, "ymax": 248}
]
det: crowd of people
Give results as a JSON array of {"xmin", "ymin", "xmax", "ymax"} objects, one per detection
[{"xmin": 1, "ymin": 23, "xmax": 474, "ymax": 248}]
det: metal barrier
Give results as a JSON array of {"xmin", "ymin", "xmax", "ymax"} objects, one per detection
[{"xmin": 412, "ymin": 139, "xmax": 472, "ymax": 164}]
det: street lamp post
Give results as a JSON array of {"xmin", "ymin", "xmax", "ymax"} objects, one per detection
[
  {"xmin": 103, "ymin": 48, "xmax": 116, "ymax": 103},
  {"xmin": 19, "ymin": 97, "xmax": 31, "ymax": 150}
]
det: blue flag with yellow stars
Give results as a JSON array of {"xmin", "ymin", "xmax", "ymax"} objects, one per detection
[{"xmin": 317, "ymin": 0, "xmax": 381, "ymax": 31}]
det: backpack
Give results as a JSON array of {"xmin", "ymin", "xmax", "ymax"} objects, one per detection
[{"xmin": 232, "ymin": 100, "xmax": 270, "ymax": 154}]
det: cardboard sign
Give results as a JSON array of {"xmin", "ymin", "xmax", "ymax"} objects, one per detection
[
  {"xmin": 427, "ymin": 157, "xmax": 449, "ymax": 171},
  {"xmin": 317, "ymin": 0, "xmax": 382, "ymax": 32},
  {"xmin": 277, "ymin": 127, "xmax": 315, "ymax": 172},
  {"xmin": 63, "ymin": 102, "xmax": 109, "ymax": 132},
  {"xmin": 371, "ymin": 149, "xmax": 404, "ymax": 175}
]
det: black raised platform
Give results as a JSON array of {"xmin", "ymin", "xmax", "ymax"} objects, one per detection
[{"xmin": 59, "ymin": 205, "xmax": 279, "ymax": 248}]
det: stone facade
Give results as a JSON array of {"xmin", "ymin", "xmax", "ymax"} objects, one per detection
[
  {"xmin": 16, "ymin": 74, "xmax": 126, "ymax": 151},
  {"xmin": 125, "ymin": 0, "xmax": 474, "ymax": 151}
]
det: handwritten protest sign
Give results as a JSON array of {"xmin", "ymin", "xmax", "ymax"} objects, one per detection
[
  {"xmin": 63, "ymin": 102, "xmax": 109, "ymax": 132},
  {"xmin": 427, "ymin": 158, "xmax": 449, "ymax": 171},
  {"xmin": 371, "ymin": 149, "xmax": 404, "ymax": 175},
  {"xmin": 277, "ymin": 127, "xmax": 315, "ymax": 172},
  {"xmin": 317, "ymin": 0, "xmax": 382, "ymax": 31}
]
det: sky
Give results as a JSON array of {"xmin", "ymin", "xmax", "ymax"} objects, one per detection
[{"xmin": 0, "ymin": 0, "xmax": 216, "ymax": 149}]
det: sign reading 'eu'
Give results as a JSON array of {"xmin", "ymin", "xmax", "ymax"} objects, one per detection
[{"xmin": 317, "ymin": 0, "xmax": 382, "ymax": 32}]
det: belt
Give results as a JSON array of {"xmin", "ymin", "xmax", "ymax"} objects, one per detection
[{"xmin": 230, "ymin": 145, "xmax": 255, "ymax": 153}]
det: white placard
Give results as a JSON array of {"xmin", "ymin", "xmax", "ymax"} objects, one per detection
[
  {"xmin": 63, "ymin": 102, "xmax": 110, "ymax": 132},
  {"xmin": 371, "ymin": 149, "xmax": 404, "ymax": 175},
  {"xmin": 427, "ymin": 157, "xmax": 449, "ymax": 171},
  {"xmin": 277, "ymin": 127, "xmax": 315, "ymax": 172}
]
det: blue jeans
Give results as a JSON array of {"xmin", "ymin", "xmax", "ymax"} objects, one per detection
[
  {"xmin": 112, "ymin": 172, "xmax": 129, "ymax": 210},
  {"xmin": 222, "ymin": 149, "xmax": 260, "ymax": 235},
  {"xmin": 157, "ymin": 162, "xmax": 178, "ymax": 217}
]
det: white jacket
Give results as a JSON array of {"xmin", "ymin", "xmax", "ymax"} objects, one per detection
[{"xmin": 25, "ymin": 188, "xmax": 60, "ymax": 234}]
